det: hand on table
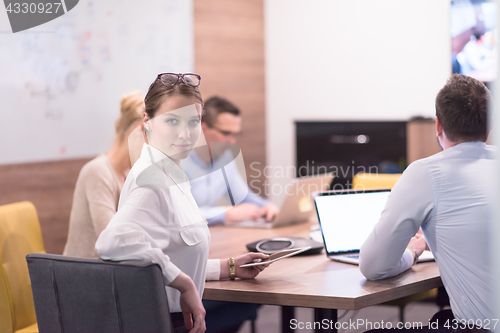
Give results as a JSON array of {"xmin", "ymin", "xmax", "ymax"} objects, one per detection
[
  {"xmin": 416, "ymin": 228, "xmax": 430, "ymax": 251},
  {"xmin": 225, "ymin": 203, "xmax": 263, "ymax": 223},
  {"xmin": 407, "ymin": 233, "xmax": 427, "ymax": 258},
  {"xmin": 261, "ymin": 203, "xmax": 280, "ymax": 222}
]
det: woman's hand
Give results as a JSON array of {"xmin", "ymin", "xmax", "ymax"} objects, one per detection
[
  {"xmin": 235, "ymin": 252, "xmax": 270, "ymax": 279},
  {"xmin": 169, "ymin": 272, "xmax": 206, "ymax": 333},
  {"xmin": 220, "ymin": 253, "xmax": 270, "ymax": 280}
]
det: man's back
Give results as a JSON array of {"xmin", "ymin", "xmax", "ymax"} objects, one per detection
[
  {"xmin": 419, "ymin": 142, "xmax": 494, "ymax": 321},
  {"xmin": 360, "ymin": 142, "xmax": 495, "ymax": 321}
]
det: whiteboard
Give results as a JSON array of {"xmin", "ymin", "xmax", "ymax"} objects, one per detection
[{"xmin": 0, "ymin": 0, "xmax": 194, "ymax": 164}]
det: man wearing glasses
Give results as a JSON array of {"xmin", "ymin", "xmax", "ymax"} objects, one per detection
[
  {"xmin": 181, "ymin": 96, "xmax": 278, "ymax": 333},
  {"xmin": 182, "ymin": 96, "xmax": 279, "ymax": 226}
]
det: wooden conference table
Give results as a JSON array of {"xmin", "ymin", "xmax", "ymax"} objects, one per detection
[{"xmin": 204, "ymin": 223, "xmax": 442, "ymax": 333}]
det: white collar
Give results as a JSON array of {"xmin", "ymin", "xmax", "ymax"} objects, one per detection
[{"xmin": 133, "ymin": 144, "xmax": 190, "ymax": 193}]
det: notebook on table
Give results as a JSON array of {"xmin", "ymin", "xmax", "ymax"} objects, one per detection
[
  {"xmin": 226, "ymin": 173, "xmax": 333, "ymax": 229},
  {"xmin": 313, "ymin": 189, "xmax": 434, "ymax": 265}
]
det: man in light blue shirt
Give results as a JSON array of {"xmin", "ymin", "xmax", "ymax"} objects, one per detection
[
  {"xmin": 182, "ymin": 96, "xmax": 279, "ymax": 226},
  {"xmin": 181, "ymin": 96, "xmax": 279, "ymax": 333},
  {"xmin": 360, "ymin": 74, "xmax": 495, "ymax": 330}
]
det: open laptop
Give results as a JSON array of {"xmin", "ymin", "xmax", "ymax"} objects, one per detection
[
  {"xmin": 227, "ymin": 174, "xmax": 333, "ymax": 229},
  {"xmin": 313, "ymin": 189, "xmax": 434, "ymax": 265}
]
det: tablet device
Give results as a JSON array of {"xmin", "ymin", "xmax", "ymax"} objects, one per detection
[{"xmin": 239, "ymin": 247, "xmax": 311, "ymax": 267}]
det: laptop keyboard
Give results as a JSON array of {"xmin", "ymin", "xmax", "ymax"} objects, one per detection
[{"xmin": 346, "ymin": 254, "xmax": 359, "ymax": 259}]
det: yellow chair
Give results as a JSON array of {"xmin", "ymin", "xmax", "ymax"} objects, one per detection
[
  {"xmin": 352, "ymin": 173, "xmax": 438, "ymax": 322},
  {"xmin": 0, "ymin": 201, "xmax": 44, "ymax": 333},
  {"xmin": 352, "ymin": 172, "xmax": 402, "ymax": 190}
]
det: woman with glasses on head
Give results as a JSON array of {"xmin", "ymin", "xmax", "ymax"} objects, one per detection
[
  {"xmin": 64, "ymin": 91, "xmax": 144, "ymax": 258},
  {"xmin": 96, "ymin": 73, "xmax": 268, "ymax": 333}
]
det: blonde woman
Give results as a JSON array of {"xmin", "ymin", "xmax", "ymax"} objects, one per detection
[{"xmin": 63, "ymin": 91, "xmax": 144, "ymax": 257}]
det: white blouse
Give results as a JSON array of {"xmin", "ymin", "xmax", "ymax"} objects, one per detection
[{"xmin": 96, "ymin": 144, "xmax": 221, "ymax": 313}]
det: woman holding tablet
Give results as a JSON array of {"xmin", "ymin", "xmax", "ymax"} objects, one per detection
[{"xmin": 96, "ymin": 73, "xmax": 267, "ymax": 333}]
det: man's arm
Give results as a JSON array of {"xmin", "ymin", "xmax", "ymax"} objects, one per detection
[
  {"xmin": 222, "ymin": 158, "xmax": 269, "ymax": 207},
  {"xmin": 241, "ymin": 188, "xmax": 269, "ymax": 207},
  {"xmin": 220, "ymin": 157, "xmax": 280, "ymax": 222},
  {"xmin": 359, "ymin": 161, "xmax": 435, "ymax": 280},
  {"xmin": 192, "ymin": 151, "xmax": 275, "ymax": 224}
]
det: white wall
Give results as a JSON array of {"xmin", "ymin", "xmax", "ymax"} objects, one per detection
[
  {"xmin": 0, "ymin": 0, "xmax": 193, "ymax": 165},
  {"xmin": 264, "ymin": 0, "xmax": 451, "ymax": 203}
]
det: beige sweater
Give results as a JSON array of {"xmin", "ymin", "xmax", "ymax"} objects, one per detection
[{"xmin": 63, "ymin": 155, "xmax": 121, "ymax": 257}]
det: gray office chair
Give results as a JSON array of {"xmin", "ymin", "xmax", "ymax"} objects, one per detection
[{"xmin": 26, "ymin": 253, "xmax": 173, "ymax": 333}]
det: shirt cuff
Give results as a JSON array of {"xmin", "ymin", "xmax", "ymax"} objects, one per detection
[
  {"xmin": 402, "ymin": 248, "xmax": 415, "ymax": 268},
  {"xmin": 163, "ymin": 260, "xmax": 182, "ymax": 285},
  {"xmin": 206, "ymin": 259, "xmax": 221, "ymax": 281}
]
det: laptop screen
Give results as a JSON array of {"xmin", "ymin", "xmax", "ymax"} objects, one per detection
[{"xmin": 314, "ymin": 190, "xmax": 391, "ymax": 255}]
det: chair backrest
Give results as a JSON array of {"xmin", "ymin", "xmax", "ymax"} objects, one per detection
[
  {"xmin": 26, "ymin": 253, "xmax": 173, "ymax": 333},
  {"xmin": 352, "ymin": 173, "xmax": 402, "ymax": 190},
  {"xmin": 0, "ymin": 201, "xmax": 45, "ymax": 333}
]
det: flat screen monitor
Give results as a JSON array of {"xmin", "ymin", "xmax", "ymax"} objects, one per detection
[
  {"xmin": 295, "ymin": 121, "xmax": 407, "ymax": 189},
  {"xmin": 451, "ymin": 0, "xmax": 497, "ymax": 82}
]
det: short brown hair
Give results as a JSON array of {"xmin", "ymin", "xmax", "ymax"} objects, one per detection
[
  {"xmin": 435, "ymin": 74, "xmax": 489, "ymax": 142},
  {"xmin": 115, "ymin": 91, "xmax": 144, "ymax": 140},
  {"xmin": 202, "ymin": 96, "xmax": 240, "ymax": 127},
  {"xmin": 144, "ymin": 76, "xmax": 203, "ymax": 119}
]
